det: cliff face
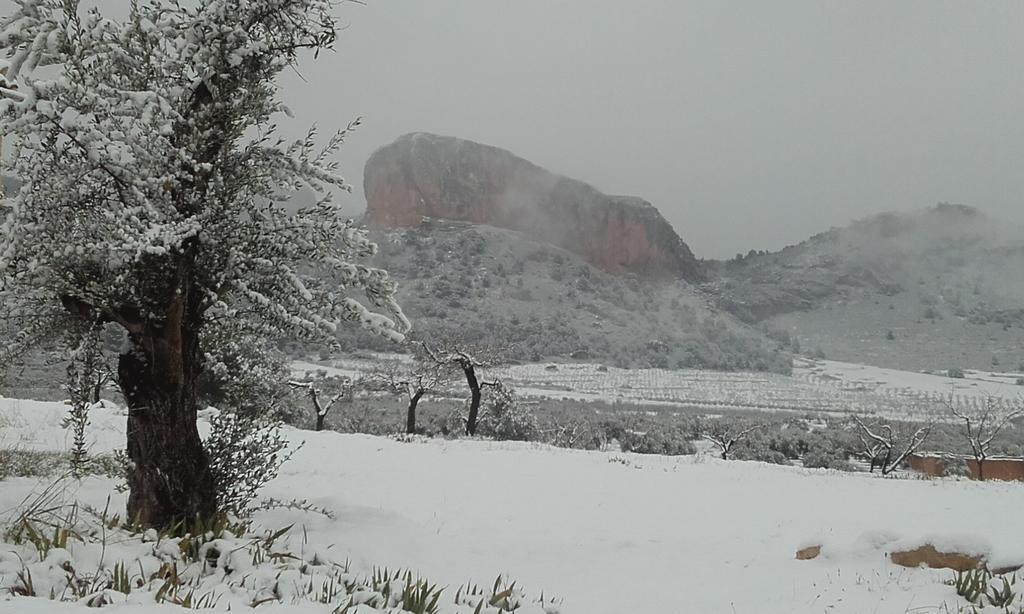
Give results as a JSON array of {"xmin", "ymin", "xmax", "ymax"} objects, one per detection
[{"xmin": 364, "ymin": 133, "xmax": 701, "ymax": 279}]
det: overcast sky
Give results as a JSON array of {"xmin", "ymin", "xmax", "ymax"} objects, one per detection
[
  {"xmin": 274, "ymin": 0, "xmax": 1024, "ymax": 258},
  {"xmin": 4, "ymin": 1, "xmax": 1021, "ymax": 258}
]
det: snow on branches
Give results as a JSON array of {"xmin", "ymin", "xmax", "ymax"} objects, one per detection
[
  {"xmin": 852, "ymin": 416, "xmax": 933, "ymax": 475},
  {"xmin": 0, "ymin": 0, "xmax": 409, "ymax": 353}
]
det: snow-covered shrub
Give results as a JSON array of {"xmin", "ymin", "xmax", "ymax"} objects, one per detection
[
  {"xmin": 476, "ymin": 384, "xmax": 539, "ymax": 442},
  {"xmin": 801, "ymin": 445, "xmax": 854, "ymax": 471},
  {"xmin": 619, "ymin": 428, "xmax": 696, "ymax": 456},
  {"xmin": 204, "ymin": 413, "xmax": 297, "ymax": 517},
  {"xmin": 731, "ymin": 440, "xmax": 791, "ymax": 465}
]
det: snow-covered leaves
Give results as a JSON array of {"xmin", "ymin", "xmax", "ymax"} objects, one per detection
[{"xmin": 0, "ymin": 0, "xmax": 408, "ymax": 354}]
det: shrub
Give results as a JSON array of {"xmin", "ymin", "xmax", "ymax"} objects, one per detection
[
  {"xmin": 204, "ymin": 412, "xmax": 298, "ymax": 517},
  {"xmin": 731, "ymin": 441, "xmax": 790, "ymax": 465},
  {"xmin": 619, "ymin": 429, "xmax": 695, "ymax": 456},
  {"xmin": 801, "ymin": 445, "xmax": 853, "ymax": 471},
  {"xmin": 476, "ymin": 384, "xmax": 539, "ymax": 442},
  {"xmin": 947, "ymin": 368, "xmax": 966, "ymax": 379}
]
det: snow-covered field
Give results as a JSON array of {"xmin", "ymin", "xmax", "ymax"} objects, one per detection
[
  {"xmin": 1, "ymin": 396, "xmax": 1022, "ymax": 613},
  {"xmin": 799, "ymin": 359, "xmax": 1024, "ymax": 400},
  {"xmin": 302, "ymin": 355, "xmax": 1024, "ymax": 422}
]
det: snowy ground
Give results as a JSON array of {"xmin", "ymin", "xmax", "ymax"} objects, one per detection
[
  {"xmin": 1, "ymin": 397, "xmax": 1022, "ymax": 613},
  {"xmin": 299, "ymin": 355, "xmax": 1024, "ymax": 422},
  {"xmin": 798, "ymin": 358, "xmax": 1024, "ymax": 400}
]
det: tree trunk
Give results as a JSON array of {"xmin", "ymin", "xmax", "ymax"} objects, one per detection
[
  {"xmin": 880, "ymin": 454, "xmax": 894, "ymax": 475},
  {"xmin": 119, "ymin": 300, "xmax": 215, "ymax": 529},
  {"xmin": 315, "ymin": 412, "xmax": 326, "ymax": 432},
  {"xmin": 976, "ymin": 457, "xmax": 985, "ymax": 480},
  {"xmin": 407, "ymin": 389, "xmax": 424, "ymax": 434},
  {"xmin": 463, "ymin": 365, "xmax": 482, "ymax": 436}
]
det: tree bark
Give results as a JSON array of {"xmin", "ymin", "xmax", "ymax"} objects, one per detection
[
  {"xmin": 463, "ymin": 364, "xmax": 482, "ymax": 436},
  {"xmin": 407, "ymin": 389, "xmax": 424, "ymax": 434},
  {"xmin": 119, "ymin": 297, "xmax": 216, "ymax": 529},
  {"xmin": 315, "ymin": 411, "xmax": 326, "ymax": 432}
]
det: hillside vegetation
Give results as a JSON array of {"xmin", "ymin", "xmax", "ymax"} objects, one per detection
[{"xmin": 332, "ymin": 219, "xmax": 792, "ymax": 373}]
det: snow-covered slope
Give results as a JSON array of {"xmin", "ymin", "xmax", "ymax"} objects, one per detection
[
  {"xmin": 1, "ymin": 397, "xmax": 1022, "ymax": 613},
  {"xmin": 334, "ymin": 221, "xmax": 792, "ymax": 373},
  {"xmin": 711, "ymin": 204, "xmax": 1024, "ymax": 371}
]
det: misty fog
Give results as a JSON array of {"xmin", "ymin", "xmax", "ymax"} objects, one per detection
[{"xmin": 274, "ymin": 0, "xmax": 1024, "ymax": 258}]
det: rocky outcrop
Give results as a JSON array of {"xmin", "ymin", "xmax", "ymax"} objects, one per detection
[{"xmin": 364, "ymin": 133, "xmax": 701, "ymax": 279}]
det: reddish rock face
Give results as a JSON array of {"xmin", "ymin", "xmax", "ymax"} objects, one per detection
[{"xmin": 364, "ymin": 133, "xmax": 701, "ymax": 279}]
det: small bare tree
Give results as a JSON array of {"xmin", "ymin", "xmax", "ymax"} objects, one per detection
[
  {"xmin": 288, "ymin": 374, "xmax": 352, "ymax": 432},
  {"xmin": 702, "ymin": 419, "xmax": 762, "ymax": 460},
  {"xmin": 853, "ymin": 416, "xmax": 933, "ymax": 475},
  {"xmin": 947, "ymin": 397, "xmax": 1023, "ymax": 480},
  {"xmin": 372, "ymin": 359, "xmax": 448, "ymax": 434},
  {"xmin": 417, "ymin": 339, "xmax": 504, "ymax": 436}
]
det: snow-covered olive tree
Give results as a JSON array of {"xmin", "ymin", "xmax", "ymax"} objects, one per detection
[{"xmin": 0, "ymin": 0, "xmax": 408, "ymax": 527}]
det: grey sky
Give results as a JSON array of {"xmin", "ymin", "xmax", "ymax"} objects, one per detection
[
  {"xmin": 278, "ymin": 1, "xmax": 1024, "ymax": 258},
  {"xmin": 3, "ymin": 1, "xmax": 1020, "ymax": 258}
]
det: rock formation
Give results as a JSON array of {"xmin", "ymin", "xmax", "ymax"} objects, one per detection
[{"xmin": 364, "ymin": 133, "xmax": 701, "ymax": 279}]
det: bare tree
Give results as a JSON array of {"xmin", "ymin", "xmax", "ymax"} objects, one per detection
[
  {"xmin": 702, "ymin": 419, "xmax": 762, "ymax": 460},
  {"xmin": 418, "ymin": 340, "xmax": 503, "ymax": 436},
  {"xmin": 372, "ymin": 359, "xmax": 448, "ymax": 434},
  {"xmin": 947, "ymin": 397, "xmax": 1023, "ymax": 480},
  {"xmin": 853, "ymin": 416, "xmax": 933, "ymax": 475},
  {"xmin": 288, "ymin": 375, "xmax": 352, "ymax": 432},
  {"xmin": 547, "ymin": 419, "xmax": 590, "ymax": 449}
]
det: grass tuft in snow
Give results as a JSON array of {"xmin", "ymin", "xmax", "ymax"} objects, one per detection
[
  {"xmin": 0, "ymin": 482, "xmax": 559, "ymax": 613},
  {"xmin": 0, "ymin": 447, "xmax": 123, "ymax": 480},
  {"xmin": 949, "ymin": 568, "xmax": 1020, "ymax": 610},
  {"xmin": 453, "ymin": 575, "xmax": 560, "ymax": 613}
]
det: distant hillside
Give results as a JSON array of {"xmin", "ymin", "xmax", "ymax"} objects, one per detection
[
  {"xmin": 709, "ymin": 204, "xmax": 1024, "ymax": 371},
  {"xmin": 332, "ymin": 219, "xmax": 791, "ymax": 373}
]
